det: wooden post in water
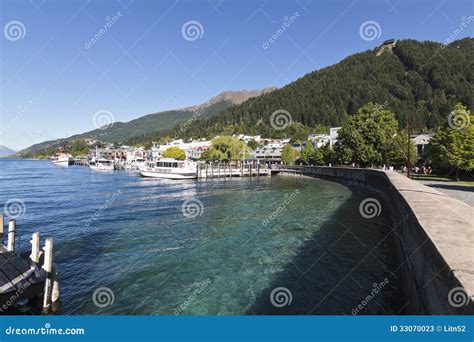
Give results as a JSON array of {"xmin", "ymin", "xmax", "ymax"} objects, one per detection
[
  {"xmin": 205, "ymin": 164, "xmax": 208, "ymax": 178},
  {"xmin": 42, "ymin": 238, "xmax": 53, "ymax": 309},
  {"xmin": 218, "ymin": 163, "xmax": 220, "ymax": 179},
  {"xmin": 7, "ymin": 219, "xmax": 16, "ymax": 252},
  {"xmin": 51, "ymin": 263, "xmax": 60, "ymax": 304},
  {"xmin": 30, "ymin": 232, "xmax": 41, "ymax": 265},
  {"xmin": 0, "ymin": 213, "xmax": 4, "ymax": 243}
]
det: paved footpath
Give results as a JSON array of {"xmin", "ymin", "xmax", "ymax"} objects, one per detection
[{"xmin": 416, "ymin": 180, "xmax": 473, "ymax": 206}]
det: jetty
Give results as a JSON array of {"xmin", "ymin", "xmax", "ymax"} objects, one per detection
[
  {"xmin": 197, "ymin": 162, "xmax": 272, "ymax": 178},
  {"xmin": 0, "ymin": 214, "xmax": 59, "ymax": 313}
]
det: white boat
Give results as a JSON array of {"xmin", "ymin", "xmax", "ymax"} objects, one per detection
[
  {"xmin": 89, "ymin": 158, "xmax": 115, "ymax": 171},
  {"xmin": 50, "ymin": 153, "xmax": 72, "ymax": 166},
  {"xmin": 139, "ymin": 158, "xmax": 197, "ymax": 179}
]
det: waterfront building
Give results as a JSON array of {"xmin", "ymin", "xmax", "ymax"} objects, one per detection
[
  {"xmin": 411, "ymin": 133, "xmax": 433, "ymax": 162},
  {"xmin": 329, "ymin": 127, "xmax": 342, "ymax": 146},
  {"xmin": 308, "ymin": 134, "xmax": 330, "ymax": 148}
]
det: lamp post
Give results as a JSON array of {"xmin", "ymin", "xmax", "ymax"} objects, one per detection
[{"xmin": 407, "ymin": 120, "xmax": 412, "ymax": 179}]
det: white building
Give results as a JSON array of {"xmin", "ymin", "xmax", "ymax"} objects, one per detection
[
  {"xmin": 411, "ymin": 134, "xmax": 433, "ymax": 158},
  {"xmin": 233, "ymin": 134, "xmax": 262, "ymax": 143},
  {"xmin": 329, "ymin": 127, "xmax": 342, "ymax": 146},
  {"xmin": 308, "ymin": 134, "xmax": 330, "ymax": 148},
  {"xmin": 155, "ymin": 139, "xmax": 212, "ymax": 160}
]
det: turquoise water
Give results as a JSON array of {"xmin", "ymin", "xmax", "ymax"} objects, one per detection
[{"xmin": 0, "ymin": 159, "xmax": 400, "ymax": 315}]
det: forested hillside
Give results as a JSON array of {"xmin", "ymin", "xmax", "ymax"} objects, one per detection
[{"xmin": 175, "ymin": 38, "xmax": 473, "ymax": 139}]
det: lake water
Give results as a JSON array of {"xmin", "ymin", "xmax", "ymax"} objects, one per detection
[{"xmin": 0, "ymin": 159, "xmax": 401, "ymax": 315}]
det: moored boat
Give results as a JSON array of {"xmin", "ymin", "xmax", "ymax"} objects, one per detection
[
  {"xmin": 50, "ymin": 153, "xmax": 73, "ymax": 166},
  {"xmin": 89, "ymin": 158, "xmax": 115, "ymax": 171},
  {"xmin": 139, "ymin": 158, "xmax": 197, "ymax": 179}
]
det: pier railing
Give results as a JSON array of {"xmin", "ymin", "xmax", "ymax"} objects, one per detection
[{"xmin": 0, "ymin": 214, "xmax": 59, "ymax": 312}]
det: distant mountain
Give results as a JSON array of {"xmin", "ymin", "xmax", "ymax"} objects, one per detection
[
  {"xmin": 0, "ymin": 145, "xmax": 16, "ymax": 158},
  {"xmin": 177, "ymin": 38, "xmax": 473, "ymax": 139},
  {"xmin": 15, "ymin": 88, "xmax": 276, "ymax": 158}
]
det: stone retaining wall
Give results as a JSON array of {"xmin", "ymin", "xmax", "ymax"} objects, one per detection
[{"xmin": 278, "ymin": 166, "xmax": 473, "ymax": 314}]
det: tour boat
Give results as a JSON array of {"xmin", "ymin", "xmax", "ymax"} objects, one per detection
[
  {"xmin": 139, "ymin": 158, "xmax": 197, "ymax": 179},
  {"xmin": 89, "ymin": 158, "xmax": 115, "ymax": 171},
  {"xmin": 50, "ymin": 153, "xmax": 72, "ymax": 166}
]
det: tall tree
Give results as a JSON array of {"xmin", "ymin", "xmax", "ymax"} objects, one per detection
[
  {"xmin": 162, "ymin": 146, "xmax": 186, "ymax": 160},
  {"xmin": 336, "ymin": 102, "xmax": 399, "ymax": 167},
  {"xmin": 300, "ymin": 142, "xmax": 323, "ymax": 165},
  {"xmin": 281, "ymin": 144, "xmax": 299, "ymax": 165},
  {"xmin": 428, "ymin": 103, "xmax": 473, "ymax": 181}
]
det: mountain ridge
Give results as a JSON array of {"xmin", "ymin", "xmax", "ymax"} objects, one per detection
[{"xmin": 15, "ymin": 87, "xmax": 276, "ymax": 158}]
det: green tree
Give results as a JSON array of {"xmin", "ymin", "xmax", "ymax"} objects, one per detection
[
  {"xmin": 386, "ymin": 131, "xmax": 418, "ymax": 167},
  {"xmin": 67, "ymin": 140, "xmax": 89, "ymax": 157},
  {"xmin": 336, "ymin": 102, "xmax": 399, "ymax": 167},
  {"xmin": 428, "ymin": 103, "xmax": 473, "ymax": 181},
  {"xmin": 320, "ymin": 143, "xmax": 336, "ymax": 165},
  {"xmin": 162, "ymin": 146, "xmax": 186, "ymax": 160},
  {"xmin": 202, "ymin": 136, "xmax": 248, "ymax": 161},
  {"xmin": 281, "ymin": 144, "xmax": 299, "ymax": 165},
  {"xmin": 247, "ymin": 140, "xmax": 259, "ymax": 150},
  {"xmin": 300, "ymin": 142, "xmax": 323, "ymax": 165}
]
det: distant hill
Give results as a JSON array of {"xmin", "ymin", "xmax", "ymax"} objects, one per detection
[
  {"xmin": 15, "ymin": 88, "xmax": 276, "ymax": 158},
  {"xmin": 0, "ymin": 145, "xmax": 15, "ymax": 158},
  {"xmin": 177, "ymin": 38, "xmax": 473, "ymax": 139}
]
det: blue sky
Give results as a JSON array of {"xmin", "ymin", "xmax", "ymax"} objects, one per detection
[{"xmin": 1, "ymin": 0, "xmax": 472, "ymax": 150}]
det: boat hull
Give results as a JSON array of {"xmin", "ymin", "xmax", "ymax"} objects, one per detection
[
  {"xmin": 89, "ymin": 165, "xmax": 114, "ymax": 171},
  {"xmin": 51, "ymin": 157, "xmax": 72, "ymax": 166},
  {"xmin": 139, "ymin": 169, "xmax": 197, "ymax": 179}
]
